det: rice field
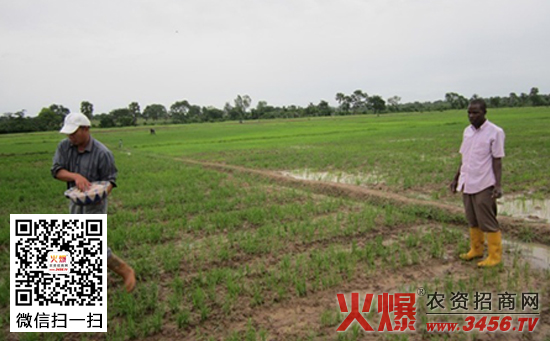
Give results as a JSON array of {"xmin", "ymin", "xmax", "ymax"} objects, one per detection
[{"xmin": 1, "ymin": 107, "xmax": 549, "ymax": 340}]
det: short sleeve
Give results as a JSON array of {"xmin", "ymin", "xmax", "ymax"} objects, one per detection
[
  {"xmin": 98, "ymin": 150, "xmax": 118, "ymax": 187},
  {"xmin": 459, "ymin": 127, "xmax": 469, "ymax": 154},
  {"xmin": 491, "ymin": 128, "xmax": 505, "ymax": 158},
  {"xmin": 51, "ymin": 140, "xmax": 67, "ymax": 178}
]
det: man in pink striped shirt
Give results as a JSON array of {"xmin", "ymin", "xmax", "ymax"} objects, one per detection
[{"xmin": 450, "ymin": 98, "xmax": 505, "ymax": 267}]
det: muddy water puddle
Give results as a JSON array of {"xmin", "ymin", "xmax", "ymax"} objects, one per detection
[
  {"xmin": 503, "ymin": 239, "xmax": 550, "ymax": 270},
  {"xmin": 498, "ymin": 196, "xmax": 550, "ymax": 269},
  {"xmin": 281, "ymin": 169, "xmax": 383, "ymax": 186},
  {"xmin": 280, "ymin": 170, "xmax": 550, "ymax": 269},
  {"xmin": 498, "ymin": 196, "xmax": 550, "ymax": 222}
]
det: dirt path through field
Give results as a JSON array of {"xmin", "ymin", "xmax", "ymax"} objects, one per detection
[{"xmin": 175, "ymin": 157, "xmax": 550, "ymax": 243}]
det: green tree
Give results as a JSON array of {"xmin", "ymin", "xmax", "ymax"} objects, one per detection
[
  {"xmin": 317, "ymin": 100, "xmax": 332, "ymax": 116},
  {"xmin": 335, "ymin": 92, "xmax": 352, "ymax": 113},
  {"xmin": 508, "ymin": 92, "xmax": 519, "ymax": 107},
  {"xmin": 223, "ymin": 102, "xmax": 236, "ymax": 120},
  {"xmin": 49, "ymin": 104, "xmax": 70, "ymax": 118},
  {"xmin": 110, "ymin": 108, "xmax": 133, "ymax": 127},
  {"xmin": 303, "ymin": 102, "xmax": 318, "ymax": 117},
  {"xmin": 37, "ymin": 107, "xmax": 64, "ymax": 131},
  {"xmin": 350, "ymin": 89, "xmax": 368, "ymax": 113},
  {"xmin": 128, "ymin": 102, "xmax": 141, "ymax": 125},
  {"xmin": 143, "ymin": 104, "xmax": 167, "ymax": 122},
  {"xmin": 445, "ymin": 92, "xmax": 468, "ymax": 109},
  {"xmin": 0, "ymin": 110, "xmax": 39, "ymax": 133},
  {"xmin": 80, "ymin": 101, "xmax": 94, "ymax": 119},
  {"xmin": 251, "ymin": 100, "xmax": 277, "ymax": 119},
  {"xmin": 170, "ymin": 100, "xmax": 191, "ymax": 123},
  {"xmin": 387, "ymin": 96, "xmax": 401, "ymax": 112},
  {"xmin": 97, "ymin": 113, "xmax": 116, "ymax": 128},
  {"xmin": 187, "ymin": 105, "xmax": 202, "ymax": 122},
  {"xmin": 529, "ymin": 87, "xmax": 543, "ymax": 106},
  {"xmin": 202, "ymin": 106, "xmax": 224, "ymax": 122},
  {"xmin": 368, "ymin": 95, "xmax": 386, "ymax": 115},
  {"xmin": 234, "ymin": 95, "xmax": 251, "ymax": 123},
  {"xmin": 488, "ymin": 96, "xmax": 501, "ymax": 108},
  {"xmin": 285, "ymin": 105, "xmax": 301, "ymax": 118},
  {"xmin": 519, "ymin": 92, "xmax": 529, "ymax": 106}
]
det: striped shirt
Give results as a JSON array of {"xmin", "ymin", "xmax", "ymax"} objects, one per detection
[{"xmin": 51, "ymin": 136, "xmax": 118, "ymax": 190}]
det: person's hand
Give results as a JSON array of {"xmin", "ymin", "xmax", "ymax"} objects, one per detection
[
  {"xmin": 106, "ymin": 183, "xmax": 113, "ymax": 195},
  {"xmin": 449, "ymin": 179, "xmax": 458, "ymax": 194},
  {"xmin": 74, "ymin": 174, "xmax": 91, "ymax": 192},
  {"xmin": 492, "ymin": 186, "xmax": 503, "ymax": 199}
]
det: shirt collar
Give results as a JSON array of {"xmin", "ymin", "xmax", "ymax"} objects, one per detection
[
  {"xmin": 70, "ymin": 136, "xmax": 94, "ymax": 153},
  {"xmin": 84, "ymin": 136, "xmax": 94, "ymax": 152},
  {"xmin": 470, "ymin": 119, "xmax": 489, "ymax": 132}
]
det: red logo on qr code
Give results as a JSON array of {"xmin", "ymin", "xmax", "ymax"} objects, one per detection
[
  {"xmin": 47, "ymin": 252, "xmax": 71, "ymax": 273},
  {"xmin": 10, "ymin": 214, "xmax": 107, "ymax": 332}
]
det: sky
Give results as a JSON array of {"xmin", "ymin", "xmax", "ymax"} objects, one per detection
[{"xmin": 1, "ymin": 0, "xmax": 549, "ymax": 117}]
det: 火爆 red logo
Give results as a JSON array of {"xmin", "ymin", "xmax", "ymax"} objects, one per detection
[
  {"xmin": 337, "ymin": 292, "xmax": 416, "ymax": 332},
  {"xmin": 46, "ymin": 252, "xmax": 71, "ymax": 274}
]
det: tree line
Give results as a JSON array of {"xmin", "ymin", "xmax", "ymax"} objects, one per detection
[{"xmin": 1, "ymin": 87, "xmax": 548, "ymax": 134}]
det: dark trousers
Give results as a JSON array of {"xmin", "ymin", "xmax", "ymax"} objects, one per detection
[{"xmin": 462, "ymin": 187, "xmax": 500, "ymax": 232}]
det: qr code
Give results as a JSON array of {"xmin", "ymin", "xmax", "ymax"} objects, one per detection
[{"xmin": 10, "ymin": 214, "xmax": 107, "ymax": 333}]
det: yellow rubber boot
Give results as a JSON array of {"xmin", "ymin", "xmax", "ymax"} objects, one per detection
[
  {"xmin": 478, "ymin": 231, "xmax": 502, "ymax": 267},
  {"xmin": 108, "ymin": 254, "xmax": 136, "ymax": 293},
  {"xmin": 459, "ymin": 227, "xmax": 485, "ymax": 261}
]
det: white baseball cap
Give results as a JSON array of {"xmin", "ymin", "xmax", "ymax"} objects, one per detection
[{"xmin": 60, "ymin": 112, "xmax": 91, "ymax": 134}]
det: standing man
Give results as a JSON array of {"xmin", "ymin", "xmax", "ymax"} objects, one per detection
[
  {"xmin": 51, "ymin": 112, "xmax": 136, "ymax": 292},
  {"xmin": 450, "ymin": 99, "xmax": 505, "ymax": 267}
]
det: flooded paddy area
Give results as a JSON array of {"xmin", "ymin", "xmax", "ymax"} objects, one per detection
[
  {"xmin": 504, "ymin": 239, "xmax": 550, "ymax": 270},
  {"xmin": 283, "ymin": 169, "xmax": 550, "ymax": 223},
  {"xmin": 498, "ymin": 195, "xmax": 550, "ymax": 222},
  {"xmin": 280, "ymin": 168, "xmax": 550, "ymax": 272},
  {"xmin": 281, "ymin": 169, "xmax": 384, "ymax": 186}
]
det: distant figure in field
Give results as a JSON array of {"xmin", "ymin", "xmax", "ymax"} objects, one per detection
[
  {"xmin": 450, "ymin": 99, "xmax": 505, "ymax": 268},
  {"xmin": 118, "ymin": 139, "xmax": 123, "ymax": 149},
  {"xmin": 150, "ymin": 128, "xmax": 156, "ymax": 135}
]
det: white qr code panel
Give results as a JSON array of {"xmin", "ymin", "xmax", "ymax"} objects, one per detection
[{"xmin": 10, "ymin": 214, "xmax": 107, "ymax": 332}]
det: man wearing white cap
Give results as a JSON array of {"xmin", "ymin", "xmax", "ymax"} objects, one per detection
[{"xmin": 51, "ymin": 112, "xmax": 136, "ymax": 292}]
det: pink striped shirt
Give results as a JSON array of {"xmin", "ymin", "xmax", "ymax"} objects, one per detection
[{"xmin": 458, "ymin": 120, "xmax": 505, "ymax": 194}]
